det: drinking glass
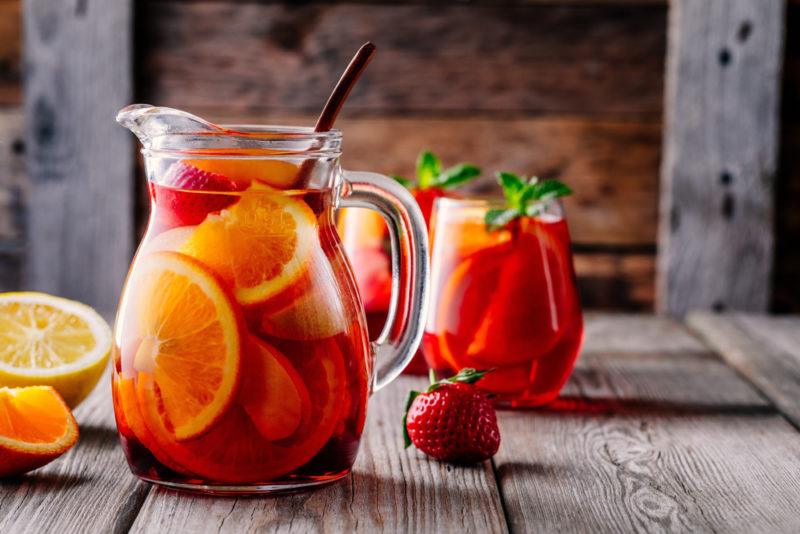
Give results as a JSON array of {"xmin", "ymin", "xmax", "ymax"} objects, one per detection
[
  {"xmin": 112, "ymin": 105, "xmax": 428, "ymax": 494},
  {"xmin": 423, "ymin": 197, "xmax": 583, "ymax": 407}
]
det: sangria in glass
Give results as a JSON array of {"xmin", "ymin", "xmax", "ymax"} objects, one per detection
[
  {"xmin": 423, "ymin": 174, "xmax": 583, "ymax": 407},
  {"xmin": 338, "ymin": 151, "xmax": 479, "ymax": 374},
  {"xmin": 112, "ymin": 105, "xmax": 428, "ymax": 494}
]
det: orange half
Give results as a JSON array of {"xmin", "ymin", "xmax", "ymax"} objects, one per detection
[
  {"xmin": 129, "ymin": 251, "xmax": 242, "ymax": 441},
  {"xmin": 0, "ymin": 386, "xmax": 79, "ymax": 477}
]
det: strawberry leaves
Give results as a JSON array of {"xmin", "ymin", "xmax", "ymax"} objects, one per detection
[
  {"xmin": 427, "ymin": 367, "xmax": 491, "ymax": 391},
  {"xmin": 394, "ymin": 150, "xmax": 480, "ymax": 191},
  {"xmin": 485, "ymin": 171, "xmax": 572, "ymax": 231}
]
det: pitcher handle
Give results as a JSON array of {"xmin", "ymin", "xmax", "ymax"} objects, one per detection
[{"xmin": 339, "ymin": 171, "xmax": 429, "ymax": 392}]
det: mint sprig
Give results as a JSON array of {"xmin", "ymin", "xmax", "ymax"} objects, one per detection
[
  {"xmin": 403, "ymin": 368, "xmax": 493, "ymax": 448},
  {"xmin": 485, "ymin": 172, "xmax": 572, "ymax": 231},
  {"xmin": 393, "ymin": 150, "xmax": 481, "ymax": 191}
]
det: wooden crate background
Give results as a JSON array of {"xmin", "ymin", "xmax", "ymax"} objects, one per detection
[{"xmin": 0, "ymin": 0, "xmax": 797, "ymax": 312}]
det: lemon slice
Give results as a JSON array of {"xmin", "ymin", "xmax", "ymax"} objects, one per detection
[{"xmin": 0, "ymin": 292, "xmax": 112, "ymax": 407}]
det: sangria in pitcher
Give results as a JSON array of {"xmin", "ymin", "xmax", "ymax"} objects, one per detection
[{"xmin": 112, "ymin": 105, "xmax": 428, "ymax": 494}]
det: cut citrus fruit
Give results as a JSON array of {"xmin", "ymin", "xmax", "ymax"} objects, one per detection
[
  {"xmin": 136, "ymin": 337, "xmax": 347, "ymax": 483},
  {"xmin": 141, "ymin": 225, "xmax": 195, "ymax": 255},
  {"xmin": 0, "ymin": 386, "xmax": 79, "ymax": 477},
  {"xmin": 127, "ymin": 251, "xmax": 242, "ymax": 441},
  {"xmin": 178, "ymin": 185, "xmax": 318, "ymax": 305},
  {"xmin": 433, "ymin": 245, "xmax": 508, "ymax": 370},
  {"xmin": 112, "ymin": 376, "xmax": 191, "ymax": 475},
  {"xmin": 186, "ymin": 156, "xmax": 299, "ymax": 190},
  {"xmin": 0, "ymin": 292, "xmax": 112, "ymax": 407},
  {"xmin": 239, "ymin": 338, "xmax": 310, "ymax": 441},
  {"xmin": 337, "ymin": 207, "xmax": 386, "ymax": 252},
  {"xmin": 141, "ymin": 223, "xmax": 237, "ymax": 284}
]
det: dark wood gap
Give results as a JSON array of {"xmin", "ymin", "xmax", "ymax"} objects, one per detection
[{"xmin": 572, "ymin": 243, "xmax": 656, "ymax": 255}]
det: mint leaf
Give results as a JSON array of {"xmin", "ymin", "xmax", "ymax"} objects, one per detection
[
  {"xmin": 531, "ymin": 179, "xmax": 572, "ymax": 201},
  {"xmin": 517, "ymin": 177, "xmax": 549, "ymax": 207},
  {"xmin": 489, "ymin": 172, "xmax": 573, "ymax": 231},
  {"xmin": 437, "ymin": 164, "xmax": 481, "ymax": 189},
  {"xmin": 392, "ymin": 175, "xmax": 412, "ymax": 188},
  {"xmin": 524, "ymin": 202, "xmax": 547, "ymax": 217},
  {"xmin": 497, "ymin": 172, "xmax": 524, "ymax": 198},
  {"xmin": 485, "ymin": 208, "xmax": 519, "ymax": 231},
  {"xmin": 416, "ymin": 151, "xmax": 441, "ymax": 189}
]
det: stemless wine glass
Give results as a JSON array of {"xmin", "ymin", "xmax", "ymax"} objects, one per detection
[
  {"xmin": 423, "ymin": 197, "xmax": 583, "ymax": 407},
  {"xmin": 112, "ymin": 105, "xmax": 428, "ymax": 494}
]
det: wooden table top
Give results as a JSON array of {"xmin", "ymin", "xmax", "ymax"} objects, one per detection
[{"xmin": 2, "ymin": 313, "xmax": 799, "ymax": 533}]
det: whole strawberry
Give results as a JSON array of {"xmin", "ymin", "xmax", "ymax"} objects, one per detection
[{"xmin": 404, "ymin": 369, "xmax": 500, "ymax": 464}]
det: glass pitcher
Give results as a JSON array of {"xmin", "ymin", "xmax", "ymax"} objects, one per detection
[{"xmin": 112, "ymin": 105, "xmax": 428, "ymax": 494}]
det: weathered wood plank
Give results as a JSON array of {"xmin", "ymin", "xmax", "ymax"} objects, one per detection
[
  {"xmin": 495, "ymin": 316, "xmax": 800, "ymax": 533},
  {"xmin": 137, "ymin": 3, "xmax": 666, "ymax": 116},
  {"xmin": 142, "ymin": 0, "xmax": 669, "ymax": 4},
  {"xmin": 0, "ymin": 0, "xmax": 21, "ymax": 105},
  {"xmin": 496, "ymin": 413, "xmax": 800, "ymax": 533},
  {"xmin": 573, "ymin": 253, "xmax": 654, "ymax": 311},
  {"xmin": 0, "ymin": 379, "xmax": 151, "ymax": 534},
  {"xmin": 24, "ymin": 0, "xmax": 134, "ymax": 316},
  {"xmin": 688, "ymin": 313, "xmax": 800, "ymax": 429},
  {"xmin": 581, "ymin": 313, "xmax": 707, "ymax": 354},
  {"xmin": 130, "ymin": 375, "xmax": 507, "ymax": 534},
  {"xmin": 775, "ymin": 3, "xmax": 800, "ymax": 312},
  {"xmin": 0, "ymin": 107, "xmax": 24, "ymax": 290},
  {"xmin": 657, "ymin": 0, "xmax": 785, "ymax": 315},
  {"xmin": 187, "ymin": 111, "xmax": 662, "ymax": 246}
]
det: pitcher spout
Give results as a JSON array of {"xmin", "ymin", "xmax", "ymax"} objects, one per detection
[{"xmin": 116, "ymin": 104, "xmax": 223, "ymax": 148}]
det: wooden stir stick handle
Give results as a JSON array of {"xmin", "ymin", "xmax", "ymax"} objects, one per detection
[
  {"xmin": 296, "ymin": 42, "xmax": 377, "ymax": 185},
  {"xmin": 315, "ymin": 42, "xmax": 377, "ymax": 132}
]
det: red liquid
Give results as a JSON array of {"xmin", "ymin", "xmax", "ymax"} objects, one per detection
[
  {"xmin": 113, "ymin": 180, "xmax": 370, "ymax": 490},
  {"xmin": 424, "ymin": 214, "xmax": 583, "ymax": 406}
]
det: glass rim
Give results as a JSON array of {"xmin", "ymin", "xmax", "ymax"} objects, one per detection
[
  {"xmin": 140, "ymin": 125, "xmax": 343, "ymax": 160},
  {"xmin": 433, "ymin": 195, "xmax": 507, "ymax": 209},
  {"xmin": 433, "ymin": 195, "xmax": 565, "ymax": 222}
]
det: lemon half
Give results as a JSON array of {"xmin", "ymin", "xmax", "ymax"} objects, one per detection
[{"xmin": 0, "ymin": 292, "xmax": 111, "ymax": 407}]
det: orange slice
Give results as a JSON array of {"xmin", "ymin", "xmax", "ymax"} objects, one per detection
[
  {"xmin": 179, "ymin": 185, "xmax": 318, "ymax": 305},
  {"xmin": 465, "ymin": 221, "xmax": 569, "ymax": 366},
  {"xmin": 141, "ymin": 225, "xmax": 195, "ymax": 255},
  {"xmin": 337, "ymin": 207, "xmax": 387, "ymax": 253},
  {"xmin": 239, "ymin": 338, "xmax": 311, "ymax": 440},
  {"xmin": 187, "ymin": 156, "xmax": 299, "ymax": 190},
  {"xmin": 127, "ymin": 251, "xmax": 242, "ymax": 441},
  {"xmin": 0, "ymin": 386, "xmax": 79, "ymax": 477}
]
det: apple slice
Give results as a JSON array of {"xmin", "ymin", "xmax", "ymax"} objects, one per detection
[{"xmin": 260, "ymin": 245, "xmax": 347, "ymax": 340}]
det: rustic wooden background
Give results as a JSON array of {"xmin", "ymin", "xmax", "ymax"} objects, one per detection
[{"xmin": 0, "ymin": 0, "xmax": 797, "ymax": 313}]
